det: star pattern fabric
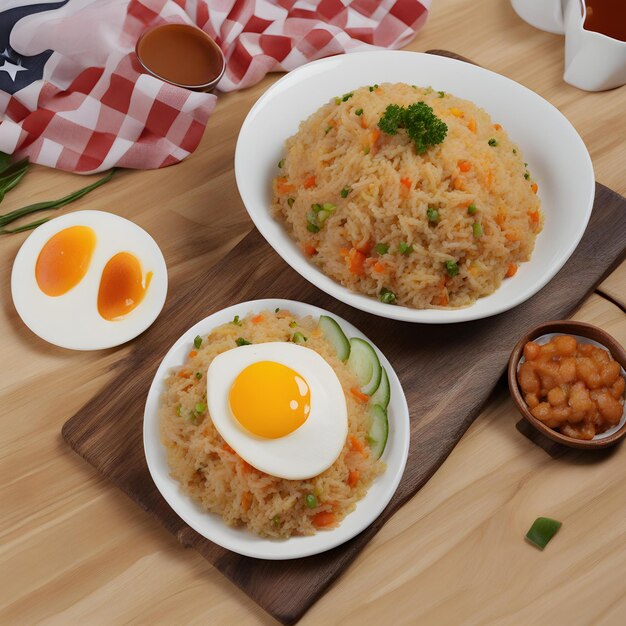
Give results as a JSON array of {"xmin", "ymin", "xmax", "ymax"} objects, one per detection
[{"xmin": 0, "ymin": 0, "xmax": 430, "ymax": 173}]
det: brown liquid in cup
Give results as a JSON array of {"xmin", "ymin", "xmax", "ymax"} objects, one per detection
[
  {"xmin": 137, "ymin": 24, "xmax": 222, "ymax": 87},
  {"xmin": 584, "ymin": 0, "xmax": 626, "ymax": 42}
]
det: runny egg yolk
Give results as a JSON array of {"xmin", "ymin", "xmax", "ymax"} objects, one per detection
[
  {"xmin": 97, "ymin": 252, "xmax": 153, "ymax": 320},
  {"xmin": 35, "ymin": 225, "xmax": 96, "ymax": 296},
  {"xmin": 229, "ymin": 361, "xmax": 310, "ymax": 438}
]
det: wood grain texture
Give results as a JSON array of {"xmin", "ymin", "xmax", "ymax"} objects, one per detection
[
  {"xmin": 62, "ymin": 182, "xmax": 626, "ymax": 624},
  {"xmin": 2, "ymin": 0, "xmax": 626, "ymax": 623}
]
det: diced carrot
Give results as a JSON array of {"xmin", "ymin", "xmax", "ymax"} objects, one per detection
[
  {"xmin": 370, "ymin": 129, "xmax": 381, "ymax": 153},
  {"xmin": 339, "ymin": 247, "xmax": 350, "ymax": 257},
  {"xmin": 531, "ymin": 182, "xmax": 538, "ymax": 194},
  {"xmin": 505, "ymin": 232, "xmax": 520, "ymax": 242},
  {"xmin": 251, "ymin": 314, "xmax": 264, "ymax": 324},
  {"xmin": 303, "ymin": 244, "xmax": 317, "ymax": 256},
  {"xmin": 468, "ymin": 118, "xmax": 477, "ymax": 133},
  {"xmin": 494, "ymin": 123, "xmax": 502, "ymax": 131},
  {"xmin": 360, "ymin": 115, "xmax": 367, "ymax": 129},
  {"xmin": 495, "ymin": 211, "xmax": 506, "ymax": 226},
  {"xmin": 303, "ymin": 175, "xmax": 316, "ymax": 189},
  {"xmin": 436, "ymin": 293, "xmax": 449, "ymax": 306},
  {"xmin": 188, "ymin": 350, "xmax": 197, "ymax": 358},
  {"xmin": 529, "ymin": 210, "xmax": 540, "ymax": 224},
  {"xmin": 468, "ymin": 262, "xmax": 480, "ymax": 277},
  {"xmin": 241, "ymin": 491, "xmax": 252, "ymax": 512},
  {"xmin": 400, "ymin": 177, "xmax": 412, "ymax": 190},
  {"xmin": 373, "ymin": 261, "xmax": 385, "ymax": 273},
  {"xmin": 349, "ymin": 435, "xmax": 365, "ymax": 453},
  {"xmin": 347, "ymin": 470, "xmax": 360, "ymax": 488},
  {"xmin": 453, "ymin": 177, "xmax": 464, "ymax": 190},
  {"xmin": 276, "ymin": 177, "xmax": 295, "ymax": 194},
  {"xmin": 312, "ymin": 511, "xmax": 337, "ymax": 528},
  {"xmin": 355, "ymin": 239, "xmax": 373, "ymax": 255},
  {"xmin": 350, "ymin": 387, "xmax": 370, "ymax": 403},
  {"xmin": 458, "ymin": 160, "xmax": 472, "ymax": 173},
  {"xmin": 178, "ymin": 370, "xmax": 192, "ymax": 379},
  {"xmin": 505, "ymin": 263, "xmax": 518, "ymax": 278},
  {"xmin": 348, "ymin": 248, "xmax": 366, "ymax": 275}
]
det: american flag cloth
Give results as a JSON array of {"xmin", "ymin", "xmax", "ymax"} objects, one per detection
[{"xmin": 0, "ymin": 0, "xmax": 430, "ymax": 174}]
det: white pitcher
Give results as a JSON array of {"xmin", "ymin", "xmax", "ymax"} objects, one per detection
[{"xmin": 511, "ymin": 0, "xmax": 626, "ymax": 91}]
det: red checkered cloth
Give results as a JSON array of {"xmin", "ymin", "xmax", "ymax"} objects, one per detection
[{"xmin": 0, "ymin": 0, "xmax": 430, "ymax": 174}]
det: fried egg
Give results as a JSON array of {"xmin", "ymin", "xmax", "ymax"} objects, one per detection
[
  {"xmin": 207, "ymin": 342, "xmax": 348, "ymax": 479},
  {"xmin": 11, "ymin": 210, "xmax": 167, "ymax": 350}
]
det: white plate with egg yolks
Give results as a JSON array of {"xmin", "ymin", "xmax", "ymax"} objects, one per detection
[{"xmin": 143, "ymin": 299, "xmax": 410, "ymax": 560}]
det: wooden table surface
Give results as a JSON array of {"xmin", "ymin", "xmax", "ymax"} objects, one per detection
[{"xmin": 1, "ymin": 1, "xmax": 625, "ymax": 624}]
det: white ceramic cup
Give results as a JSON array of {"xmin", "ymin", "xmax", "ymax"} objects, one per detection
[{"xmin": 511, "ymin": 0, "xmax": 626, "ymax": 91}]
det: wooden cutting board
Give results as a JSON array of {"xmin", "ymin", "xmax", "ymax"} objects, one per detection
[{"xmin": 61, "ymin": 50, "xmax": 626, "ymax": 625}]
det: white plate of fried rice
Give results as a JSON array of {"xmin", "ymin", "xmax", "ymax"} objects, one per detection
[
  {"xmin": 235, "ymin": 51, "xmax": 594, "ymax": 323},
  {"xmin": 143, "ymin": 299, "xmax": 410, "ymax": 560}
]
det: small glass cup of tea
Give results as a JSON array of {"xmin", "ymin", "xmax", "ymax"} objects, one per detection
[{"xmin": 135, "ymin": 23, "xmax": 226, "ymax": 92}]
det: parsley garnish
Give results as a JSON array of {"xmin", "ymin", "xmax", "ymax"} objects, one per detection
[{"xmin": 378, "ymin": 102, "xmax": 448, "ymax": 154}]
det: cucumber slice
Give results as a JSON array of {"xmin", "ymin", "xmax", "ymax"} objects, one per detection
[
  {"xmin": 369, "ymin": 366, "xmax": 390, "ymax": 409},
  {"xmin": 368, "ymin": 404, "xmax": 389, "ymax": 459},
  {"xmin": 347, "ymin": 337, "xmax": 382, "ymax": 395},
  {"xmin": 318, "ymin": 315, "xmax": 350, "ymax": 362}
]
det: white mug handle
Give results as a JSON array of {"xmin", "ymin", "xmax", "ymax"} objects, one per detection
[{"xmin": 510, "ymin": 0, "xmax": 566, "ymax": 35}]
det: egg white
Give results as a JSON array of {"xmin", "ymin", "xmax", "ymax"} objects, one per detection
[
  {"xmin": 11, "ymin": 210, "xmax": 167, "ymax": 350},
  {"xmin": 207, "ymin": 342, "xmax": 348, "ymax": 480}
]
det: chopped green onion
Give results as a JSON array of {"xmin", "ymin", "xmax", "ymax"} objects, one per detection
[
  {"xmin": 236, "ymin": 337, "xmax": 252, "ymax": 346},
  {"xmin": 176, "ymin": 405, "xmax": 182, "ymax": 417},
  {"xmin": 292, "ymin": 332, "xmax": 307, "ymax": 344},
  {"xmin": 427, "ymin": 207, "xmax": 439, "ymax": 223},
  {"xmin": 398, "ymin": 242, "xmax": 413, "ymax": 255},
  {"xmin": 193, "ymin": 335, "xmax": 202, "ymax": 349},
  {"xmin": 271, "ymin": 515, "xmax": 281, "ymax": 527},
  {"xmin": 467, "ymin": 204, "xmax": 478, "ymax": 215},
  {"xmin": 524, "ymin": 162, "xmax": 528, "ymax": 167},
  {"xmin": 374, "ymin": 242, "xmax": 389, "ymax": 255},
  {"xmin": 289, "ymin": 321, "xmax": 298, "ymax": 328},
  {"xmin": 472, "ymin": 222, "xmax": 484, "ymax": 238},
  {"xmin": 445, "ymin": 260, "xmax": 459, "ymax": 277},
  {"xmin": 321, "ymin": 202, "xmax": 336, "ymax": 211},
  {"xmin": 305, "ymin": 493, "xmax": 318, "ymax": 508},
  {"xmin": 368, "ymin": 84, "xmax": 379, "ymax": 92},
  {"xmin": 363, "ymin": 146, "xmax": 370, "ymax": 155},
  {"xmin": 278, "ymin": 158, "xmax": 285, "ymax": 168},
  {"xmin": 307, "ymin": 221, "xmax": 320, "ymax": 233},
  {"xmin": 311, "ymin": 203, "xmax": 322, "ymax": 212},
  {"xmin": 355, "ymin": 108, "xmax": 363, "ymax": 116},
  {"xmin": 287, "ymin": 197, "xmax": 295, "ymax": 207},
  {"xmin": 195, "ymin": 403, "xmax": 206, "ymax": 414},
  {"xmin": 325, "ymin": 126, "xmax": 333, "ymax": 134},
  {"xmin": 342, "ymin": 92, "xmax": 353, "ymax": 102},
  {"xmin": 488, "ymin": 138, "xmax": 498, "ymax": 146},
  {"xmin": 512, "ymin": 148, "xmax": 518, "ymax": 155},
  {"xmin": 317, "ymin": 209, "xmax": 331, "ymax": 224},
  {"xmin": 526, "ymin": 517, "xmax": 562, "ymax": 550},
  {"xmin": 334, "ymin": 97, "xmax": 341, "ymax": 105},
  {"xmin": 340, "ymin": 186, "xmax": 351, "ymax": 198},
  {"xmin": 275, "ymin": 307, "xmax": 280, "ymax": 313},
  {"xmin": 231, "ymin": 315, "xmax": 242, "ymax": 326},
  {"xmin": 379, "ymin": 287, "xmax": 396, "ymax": 304},
  {"xmin": 195, "ymin": 372, "xmax": 202, "ymax": 380},
  {"xmin": 524, "ymin": 172, "xmax": 530, "ymax": 180},
  {"xmin": 438, "ymin": 90, "xmax": 445, "ymax": 98}
]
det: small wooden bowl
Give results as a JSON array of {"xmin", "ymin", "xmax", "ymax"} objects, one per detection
[{"xmin": 508, "ymin": 320, "xmax": 626, "ymax": 450}]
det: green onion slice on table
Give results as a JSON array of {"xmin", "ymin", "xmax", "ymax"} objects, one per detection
[{"xmin": 525, "ymin": 517, "xmax": 562, "ymax": 550}]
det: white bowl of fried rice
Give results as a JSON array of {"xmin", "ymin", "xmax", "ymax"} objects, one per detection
[
  {"xmin": 143, "ymin": 299, "xmax": 410, "ymax": 560},
  {"xmin": 235, "ymin": 51, "xmax": 594, "ymax": 323}
]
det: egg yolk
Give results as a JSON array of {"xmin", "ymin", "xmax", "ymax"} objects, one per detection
[
  {"xmin": 229, "ymin": 361, "xmax": 310, "ymax": 438},
  {"xmin": 35, "ymin": 225, "xmax": 96, "ymax": 296},
  {"xmin": 97, "ymin": 252, "xmax": 153, "ymax": 320}
]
